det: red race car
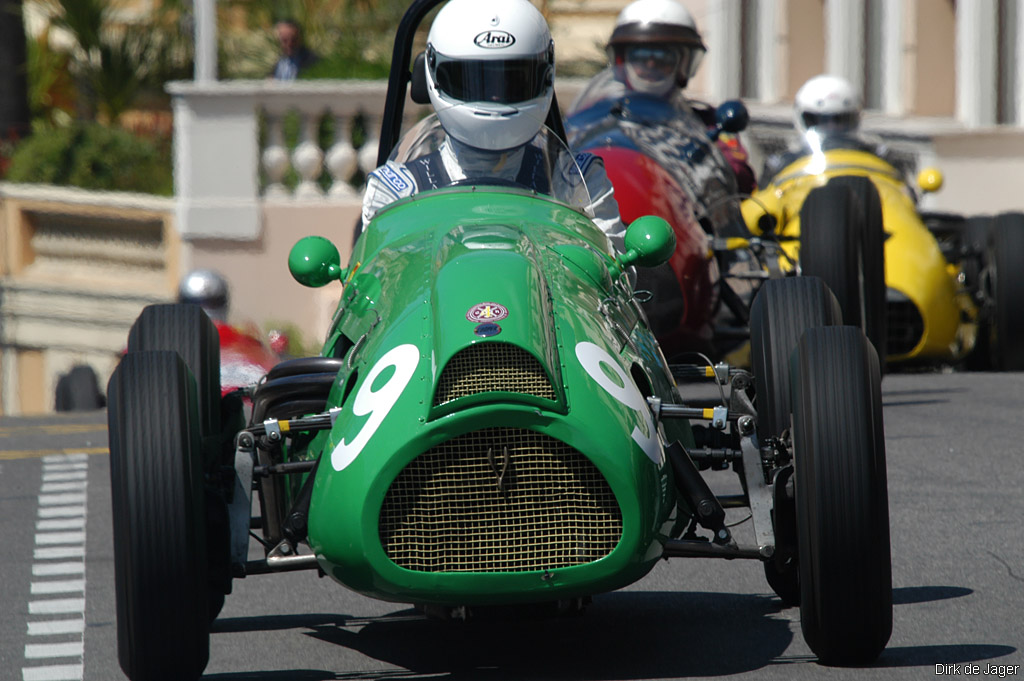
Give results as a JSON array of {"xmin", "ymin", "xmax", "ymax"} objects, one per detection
[
  {"xmin": 567, "ymin": 78, "xmax": 754, "ymax": 361},
  {"xmin": 55, "ymin": 270, "xmax": 283, "ymax": 411}
]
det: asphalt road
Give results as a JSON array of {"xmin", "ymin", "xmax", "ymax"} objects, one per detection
[{"xmin": 1, "ymin": 370, "xmax": 1022, "ymax": 681}]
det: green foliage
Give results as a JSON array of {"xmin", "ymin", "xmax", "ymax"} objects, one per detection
[
  {"xmin": 220, "ymin": 0, "xmax": 407, "ymax": 79},
  {"xmin": 26, "ymin": 31, "xmax": 77, "ymax": 126},
  {"xmin": 6, "ymin": 122, "xmax": 173, "ymax": 195},
  {"xmin": 35, "ymin": 0, "xmax": 192, "ymax": 123},
  {"xmin": 298, "ymin": 53, "xmax": 390, "ymax": 80}
]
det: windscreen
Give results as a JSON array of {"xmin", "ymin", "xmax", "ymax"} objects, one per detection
[{"xmin": 364, "ymin": 114, "xmax": 593, "ymax": 214}]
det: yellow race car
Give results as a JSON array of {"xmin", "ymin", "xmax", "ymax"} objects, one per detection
[{"xmin": 741, "ymin": 145, "xmax": 1024, "ymax": 370}]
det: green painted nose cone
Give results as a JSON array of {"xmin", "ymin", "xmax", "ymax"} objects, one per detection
[{"xmin": 289, "ymin": 236, "xmax": 343, "ymax": 288}]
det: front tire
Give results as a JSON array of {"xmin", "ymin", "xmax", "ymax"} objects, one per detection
[
  {"xmin": 108, "ymin": 351, "xmax": 210, "ymax": 681},
  {"xmin": 791, "ymin": 326, "xmax": 892, "ymax": 665},
  {"xmin": 799, "ymin": 183, "xmax": 887, "ymax": 362}
]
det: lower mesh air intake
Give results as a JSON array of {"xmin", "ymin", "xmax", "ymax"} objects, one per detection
[{"xmin": 379, "ymin": 427, "xmax": 622, "ymax": 573}]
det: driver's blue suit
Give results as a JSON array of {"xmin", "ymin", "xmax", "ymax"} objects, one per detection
[{"xmin": 362, "ymin": 137, "xmax": 627, "ymax": 251}]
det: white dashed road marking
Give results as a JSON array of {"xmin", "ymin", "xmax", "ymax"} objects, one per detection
[{"xmin": 22, "ymin": 453, "xmax": 88, "ymax": 681}]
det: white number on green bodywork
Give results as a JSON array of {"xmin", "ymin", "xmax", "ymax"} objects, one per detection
[
  {"xmin": 330, "ymin": 343, "xmax": 420, "ymax": 471},
  {"xmin": 575, "ymin": 341, "xmax": 664, "ymax": 465}
]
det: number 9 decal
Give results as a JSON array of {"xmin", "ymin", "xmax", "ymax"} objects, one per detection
[
  {"xmin": 331, "ymin": 343, "xmax": 420, "ymax": 471},
  {"xmin": 576, "ymin": 341, "xmax": 663, "ymax": 465}
]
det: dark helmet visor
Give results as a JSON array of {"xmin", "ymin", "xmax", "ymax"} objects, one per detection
[
  {"xmin": 432, "ymin": 51, "xmax": 552, "ymax": 104},
  {"xmin": 801, "ymin": 111, "xmax": 860, "ymax": 132}
]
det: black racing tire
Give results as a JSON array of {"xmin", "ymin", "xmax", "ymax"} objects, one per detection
[
  {"xmin": 961, "ymin": 215, "xmax": 993, "ymax": 288},
  {"xmin": 987, "ymin": 212, "xmax": 1024, "ymax": 370},
  {"xmin": 799, "ymin": 183, "xmax": 887, "ymax": 362},
  {"xmin": 750, "ymin": 276, "xmax": 842, "ymax": 442},
  {"xmin": 108, "ymin": 351, "xmax": 209, "ymax": 681},
  {"xmin": 127, "ymin": 303, "xmax": 221, "ymax": 467},
  {"xmin": 54, "ymin": 364, "xmax": 105, "ymax": 412},
  {"xmin": 826, "ymin": 175, "xmax": 888, "ymax": 365},
  {"xmin": 963, "ymin": 216, "xmax": 994, "ymax": 370},
  {"xmin": 791, "ymin": 326, "xmax": 892, "ymax": 665},
  {"xmin": 749, "ymin": 276, "xmax": 840, "ymax": 607}
]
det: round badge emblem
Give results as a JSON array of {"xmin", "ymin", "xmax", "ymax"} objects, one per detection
[
  {"xmin": 466, "ymin": 302, "xmax": 508, "ymax": 323},
  {"xmin": 474, "ymin": 323, "xmax": 502, "ymax": 337}
]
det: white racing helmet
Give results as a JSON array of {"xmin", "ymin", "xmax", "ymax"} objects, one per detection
[
  {"xmin": 178, "ymin": 268, "xmax": 229, "ymax": 322},
  {"xmin": 607, "ymin": 0, "xmax": 706, "ymax": 94},
  {"xmin": 794, "ymin": 74, "xmax": 861, "ymax": 136},
  {"xmin": 425, "ymin": 0, "xmax": 555, "ymax": 152}
]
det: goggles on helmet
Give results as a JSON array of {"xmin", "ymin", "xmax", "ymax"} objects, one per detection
[{"xmin": 625, "ymin": 45, "xmax": 680, "ymax": 76}]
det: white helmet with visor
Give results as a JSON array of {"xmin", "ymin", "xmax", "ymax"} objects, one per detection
[
  {"xmin": 607, "ymin": 0, "xmax": 706, "ymax": 95},
  {"xmin": 794, "ymin": 74, "xmax": 861, "ymax": 137},
  {"xmin": 425, "ymin": 0, "xmax": 555, "ymax": 152}
]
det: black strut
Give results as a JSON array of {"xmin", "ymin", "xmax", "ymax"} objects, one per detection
[
  {"xmin": 665, "ymin": 441, "xmax": 730, "ymax": 544},
  {"xmin": 281, "ymin": 456, "xmax": 321, "ymax": 546}
]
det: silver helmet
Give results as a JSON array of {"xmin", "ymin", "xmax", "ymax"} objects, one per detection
[{"xmin": 178, "ymin": 268, "xmax": 229, "ymax": 322}]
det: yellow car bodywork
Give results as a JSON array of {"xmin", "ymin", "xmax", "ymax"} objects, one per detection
[{"xmin": 742, "ymin": 148, "xmax": 978, "ymax": 364}]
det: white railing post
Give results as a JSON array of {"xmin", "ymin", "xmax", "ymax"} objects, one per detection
[
  {"xmin": 261, "ymin": 111, "xmax": 290, "ymax": 199},
  {"xmin": 169, "ymin": 82, "xmax": 262, "ymax": 240},
  {"xmin": 327, "ymin": 114, "xmax": 358, "ymax": 197},
  {"xmin": 293, "ymin": 110, "xmax": 326, "ymax": 198},
  {"xmin": 358, "ymin": 113, "xmax": 383, "ymax": 175}
]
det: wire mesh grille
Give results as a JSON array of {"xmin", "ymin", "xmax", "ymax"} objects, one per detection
[
  {"xmin": 434, "ymin": 342, "xmax": 556, "ymax": 406},
  {"xmin": 379, "ymin": 427, "xmax": 622, "ymax": 573},
  {"xmin": 887, "ymin": 298, "xmax": 924, "ymax": 356}
]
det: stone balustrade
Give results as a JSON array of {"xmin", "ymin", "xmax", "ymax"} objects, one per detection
[
  {"xmin": 167, "ymin": 79, "xmax": 431, "ymax": 241},
  {"xmin": 167, "ymin": 79, "xmax": 592, "ymax": 242}
]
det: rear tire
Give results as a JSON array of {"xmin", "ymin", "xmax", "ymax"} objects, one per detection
[
  {"xmin": 127, "ymin": 304, "xmax": 221, "ymax": 462},
  {"xmin": 963, "ymin": 216, "xmax": 994, "ymax": 370},
  {"xmin": 987, "ymin": 213, "xmax": 1024, "ymax": 370},
  {"xmin": 108, "ymin": 351, "xmax": 210, "ymax": 681},
  {"xmin": 791, "ymin": 326, "xmax": 892, "ymax": 665},
  {"xmin": 750, "ymin": 276, "xmax": 842, "ymax": 441},
  {"xmin": 750, "ymin": 276, "xmax": 841, "ymax": 607}
]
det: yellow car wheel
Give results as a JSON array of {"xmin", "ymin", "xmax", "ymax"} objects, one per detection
[
  {"xmin": 826, "ymin": 176, "xmax": 888, "ymax": 365},
  {"xmin": 799, "ymin": 183, "xmax": 887, "ymax": 359},
  {"xmin": 988, "ymin": 213, "xmax": 1024, "ymax": 369}
]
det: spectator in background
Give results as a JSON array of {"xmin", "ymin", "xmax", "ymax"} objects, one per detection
[{"xmin": 270, "ymin": 19, "xmax": 319, "ymax": 80}]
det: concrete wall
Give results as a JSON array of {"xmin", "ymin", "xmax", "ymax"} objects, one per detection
[
  {"xmin": 0, "ymin": 185, "xmax": 179, "ymax": 415},
  {"xmin": 185, "ymin": 200, "xmax": 361, "ymax": 354}
]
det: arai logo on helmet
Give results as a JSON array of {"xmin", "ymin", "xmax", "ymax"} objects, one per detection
[{"xmin": 474, "ymin": 30, "xmax": 516, "ymax": 48}]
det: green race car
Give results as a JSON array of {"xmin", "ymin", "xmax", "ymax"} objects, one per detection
[{"xmin": 106, "ymin": 1, "xmax": 893, "ymax": 678}]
